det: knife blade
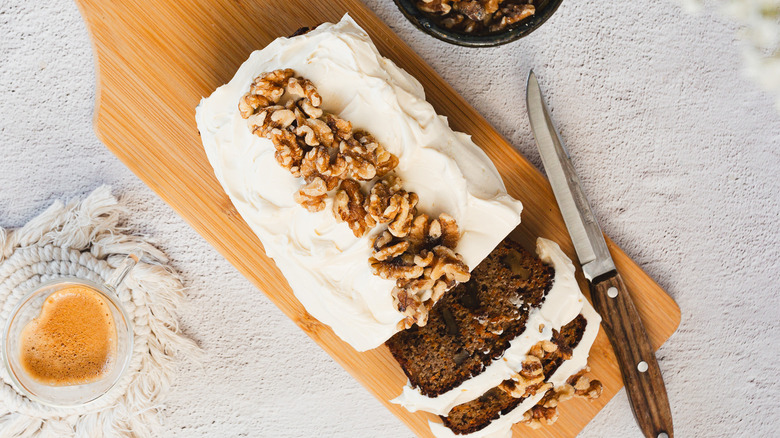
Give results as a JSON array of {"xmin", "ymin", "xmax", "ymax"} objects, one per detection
[{"xmin": 526, "ymin": 70, "xmax": 674, "ymax": 438}]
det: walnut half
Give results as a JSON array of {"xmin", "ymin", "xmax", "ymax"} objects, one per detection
[
  {"xmin": 333, "ymin": 179, "xmax": 372, "ymax": 238},
  {"xmin": 499, "ymin": 358, "xmax": 550, "ymax": 399}
]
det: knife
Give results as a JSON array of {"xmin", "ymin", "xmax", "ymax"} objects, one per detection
[{"xmin": 526, "ymin": 71, "xmax": 673, "ymax": 438}]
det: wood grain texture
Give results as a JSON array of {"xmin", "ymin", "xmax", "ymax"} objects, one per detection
[
  {"xmin": 589, "ymin": 272, "xmax": 674, "ymax": 438},
  {"xmin": 73, "ymin": 1, "xmax": 681, "ymax": 436}
]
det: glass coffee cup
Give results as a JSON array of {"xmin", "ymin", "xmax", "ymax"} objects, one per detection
[{"xmin": 2, "ymin": 253, "xmax": 139, "ymax": 407}]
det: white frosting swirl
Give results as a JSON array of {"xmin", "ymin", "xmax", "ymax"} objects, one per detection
[
  {"xmin": 195, "ymin": 15, "xmax": 523, "ymax": 351},
  {"xmin": 393, "ymin": 238, "xmax": 586, "ymax": 415}
]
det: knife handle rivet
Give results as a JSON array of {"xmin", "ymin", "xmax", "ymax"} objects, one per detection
[
  {"xmin": 637, "ymin": 361, "xmax": 649, "ymax": 372},
  {"xmin": 607, "ymin": 287, "xmax": 618, "ymax": 298},
  {"xmin": 658, "ymin": 433, "xmax": 669, "ymax": 438}
]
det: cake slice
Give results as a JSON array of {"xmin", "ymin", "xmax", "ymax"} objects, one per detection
[
  {"xmin": 386, "ymin": 237, "xmax": 554, "ymax": 397},
  {"xmin": 438, "ymin": 315, "xmax": 589, "ymax": 434},
  {"xmin": 388, "ymin": 237, "xmax": 587, "ymax": 415},
  {"xmin": 387, "ymin": 237, "xmax": 602, "ymax": 436},
  {"xmin": 431, "ymin": 302, "xmax": 601, "ymax": 437}
]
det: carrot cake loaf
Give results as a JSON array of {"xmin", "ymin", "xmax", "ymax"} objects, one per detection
[{"xmin": 195, "ymin": 14, "xmax": 602, "ymax": 436}]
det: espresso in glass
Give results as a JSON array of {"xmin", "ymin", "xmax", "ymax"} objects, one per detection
[
  {"xmin": 3, "ymin": 253, "xmax": 138, "ymax": 407},
  {"xmin": 19, "ymin": 285, "xmax": 117, "ymax": 386}
]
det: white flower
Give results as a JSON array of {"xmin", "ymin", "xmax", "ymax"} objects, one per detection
[
  {"xmin": 679, "ymin": 0, "xmax": 705, "ymax": 12},
  {"xmin": 677, "ymin": 0, "xmax": 780, "ymax": 110}
]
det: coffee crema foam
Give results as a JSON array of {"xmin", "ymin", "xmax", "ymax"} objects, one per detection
[{"xmin": 19, "ymin": 286, "xmax": 117, "ymax": 386}]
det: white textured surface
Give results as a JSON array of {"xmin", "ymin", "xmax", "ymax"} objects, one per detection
[{"xmin": 0, "ymin": 0, "xmax": 778, "ymax": 437}]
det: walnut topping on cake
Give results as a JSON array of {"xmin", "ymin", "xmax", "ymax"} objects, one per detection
[
  {"xmin": 333, "ymin": 179, "xmax": 371, "ymax": 237},
  {"xmin": 518, "ymin": 369, "xmax": 604, "ymax": 430},
  {"xmin": 499, "ymin": 340, "xmax": 554, "ymax": 399},
  {"xmin": 499, "ymin": 355, "xmax": 549, "ymax": 399},
  {"xmin": 572, "ymin": 373, "xmax": 603, "ymax": 399},
  {"xmin": 240, "ymin": 69, "xmax": 471, "ymax": 328},
  {"xmin": 240, "ymin": 69, "xmax": 399, "ymax": 209},
  {"xmin": 499, "ymin": 339, "xmax": 603, "ymax": 424},
  {"xmin": 366, "ymin": 176, "xmax": 403, "ymax": 224},
  {"xmin": 239, "ymin": 69, "xmax": 294, "ymax": 118},
  {"xmin": 354, "ymin": 131, "xmax": 399, "ymax": 178},
  {"xmin": 294, "ymin": 176, "xmax": 332, "ymax": 212},
  {"xmin": 370, "ymin": 211, "xmax": 470, "ymax": 330},
  {"xmin": 366, "ymin": 177, "xmax": 419, "ymax": 237}
]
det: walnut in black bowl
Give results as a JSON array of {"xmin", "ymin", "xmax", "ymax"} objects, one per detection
[{"xmin": 393, "ymin": 0, "xmax": 563, "ymax": 47}]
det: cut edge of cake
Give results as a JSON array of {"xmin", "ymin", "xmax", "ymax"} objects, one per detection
[
  {"xmin": 390, "ymin": 237, "xmax": 587, "ymax": 416},
  {"xmin": 385, "ymin": 236, "xmax": 603, "ymax": 437},
  {"xmin": 428, "ymin": 300, "xmax": 601, "ymax": 437}
]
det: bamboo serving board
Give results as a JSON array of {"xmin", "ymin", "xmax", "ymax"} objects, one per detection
[{"xmin": 75, "ymin": 1, "xmax": 681, "ymax": 436}]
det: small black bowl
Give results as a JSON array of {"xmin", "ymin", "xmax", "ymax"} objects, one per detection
[{"xmin": 392, "ymin": 0, "xmax": 563, "ymax": 47}]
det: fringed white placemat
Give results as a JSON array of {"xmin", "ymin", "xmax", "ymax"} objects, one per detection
[{"xmin": 0, "ymin": 186, "xmax": 199, "ymax": 437}]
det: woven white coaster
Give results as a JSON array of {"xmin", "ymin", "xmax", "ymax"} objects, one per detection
[{"xmin": 0, "ymin": 186, "xmax": 199, "ymax": 437}]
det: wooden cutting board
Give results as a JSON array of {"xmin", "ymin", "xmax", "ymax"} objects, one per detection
[{"xmin": 74, "ymin": 1, "xmax": 681, "ymax": 436}]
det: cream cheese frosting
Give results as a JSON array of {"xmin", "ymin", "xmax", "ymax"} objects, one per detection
[
  {"xmin": 195, "ymin": 15, "xmax": 523, "ymax": 351},
  {"xmin": 429, "ymin": 299, "xmax": 602, "ymax": 438},
  {"xmin": 392, "ymin": 237, "xmax": 586, "ymax": 415}
]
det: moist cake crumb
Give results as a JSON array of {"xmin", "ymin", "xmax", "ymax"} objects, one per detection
[{"xmin": 386, "ymin": 238, "xmax": 554, "ymax": 397}]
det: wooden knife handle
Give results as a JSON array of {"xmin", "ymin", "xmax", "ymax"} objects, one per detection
[{"xmin": 590, "ymin": 271, "xmax": 674, "ymax": 438}]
